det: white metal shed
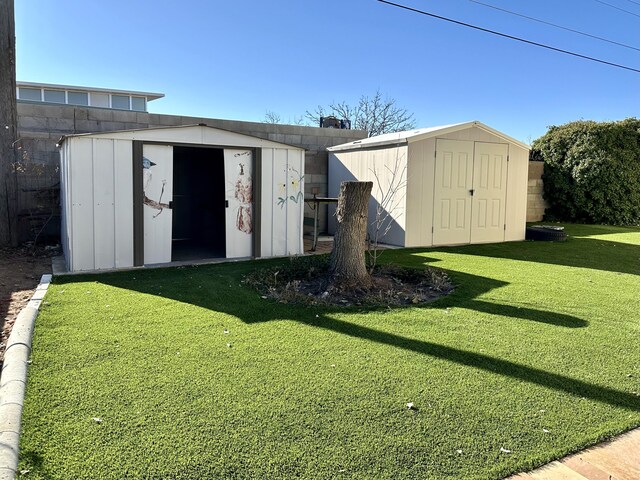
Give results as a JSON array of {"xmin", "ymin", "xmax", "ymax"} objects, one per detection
[
  {"xmin": 59, "ymin": 125, "xmax": 305, "ymax": 272},
  {"xmin": 328, "ymin": 121, "xmax": 530, "ymax": 247}
]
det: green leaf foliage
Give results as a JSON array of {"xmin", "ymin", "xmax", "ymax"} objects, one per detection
[{"xmin": 531, "ymin": 118, "xmax": 640, "ymax": 225}]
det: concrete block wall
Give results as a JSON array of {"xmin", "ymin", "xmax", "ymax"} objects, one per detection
[
  {"xmin": 527, "ymin": 161, "xmax": 548, "ymax": 222},
  {"xmin": 16, "ymin": 102, "xmax": 367, "ymax": 242}
]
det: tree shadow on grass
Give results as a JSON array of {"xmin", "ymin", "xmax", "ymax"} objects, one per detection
[
  {"xmin": 412, "ymin": 227, "xmax": 639, "ymax": 276},
  {"xmin": 84, "ymin": 255, "xmax": 640, "ymax": 412},
  {"xmin": 18, "ymin": 450, "xmax": 50, "ymax": 479}
]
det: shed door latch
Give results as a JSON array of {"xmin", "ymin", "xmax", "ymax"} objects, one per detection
[
  {"xmin": 225, "ymin": 200, "xmax": 229, "ymax": 208},
  {"xmin": 469, "ymin": 189, "xmax": 475, "ymax": 196}
]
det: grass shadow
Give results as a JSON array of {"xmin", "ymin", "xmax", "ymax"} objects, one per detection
[
  {"xmin": 19, "ymin": 450, "xmax": 50, "ymax": 479},
  {"xmin": 422, "ymin": 224, "xmax": 640, "ymax": 276},
  {"xmin": 84, "ymin": 253, "xmax": 633, "ymax": 411}
]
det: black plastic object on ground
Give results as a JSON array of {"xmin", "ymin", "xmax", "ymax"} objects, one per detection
[{"xmin": 525, "ymin": 225, "xmax": 567, "ymax": 241}]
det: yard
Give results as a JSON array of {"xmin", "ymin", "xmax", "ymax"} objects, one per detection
[{"xmin": 19, "ymin": 224, "xmax": 640, "ymax": 479}]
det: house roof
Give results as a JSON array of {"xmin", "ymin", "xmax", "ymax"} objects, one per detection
[
  {"xmin": 326, "ymin": 121, "xmax": 530, "ymax": 152},
  {"xmin": 56, "ymin": 124, "xmax": 305, "ymax": 150},
  {"xmin": 17, "ymin": 81, "xmax": 164, "ymax": 101}
]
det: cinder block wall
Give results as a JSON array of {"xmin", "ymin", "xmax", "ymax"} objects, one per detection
[
  {"xmin": 527, "ymin": 161, "xmax": 548, "ymax": 222},
  {"xmin": 16, "ymin": 102, "xmax": 367, "ymax": 242}
]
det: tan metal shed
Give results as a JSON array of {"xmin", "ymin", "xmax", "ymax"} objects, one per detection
[
  {"xmin": 59, "ymin": 125, "xmax": 305, "ymax": 272},
  {"xmin": 327, "ymin": 121, "xmax": 530, "ymax": 247}
]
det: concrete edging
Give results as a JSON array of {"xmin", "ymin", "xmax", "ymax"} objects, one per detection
[{"xmin": 0, "ymin": 274, "xmax": 52, "ymax": 480}]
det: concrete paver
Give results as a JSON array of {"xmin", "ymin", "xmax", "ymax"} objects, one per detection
[{"xmin": 506, "ymin": 428, "xmax": 640, "ymax": 480}]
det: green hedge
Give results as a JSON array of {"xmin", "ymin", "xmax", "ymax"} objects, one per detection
[{"xmin": 531, "ymin": 118, "xmax": 640, "ymax": 225}]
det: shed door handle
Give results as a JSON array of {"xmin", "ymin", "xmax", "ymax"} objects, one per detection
[
  {"xmin": 469, "ymin": 189, "xmax": 475, "ymax": 196},
  {"xmin": 225, "ymin": 200, "xmax": 229, "ymax": 208}
]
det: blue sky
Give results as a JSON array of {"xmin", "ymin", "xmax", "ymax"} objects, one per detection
[{"xmin": 15, "ymin": 0, "xmax": 640, "ymax": 143}]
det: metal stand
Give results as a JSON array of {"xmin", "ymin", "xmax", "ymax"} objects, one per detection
[{"xmin": 305, "ymin": 195, "xmax": 338, "ymax": 251}]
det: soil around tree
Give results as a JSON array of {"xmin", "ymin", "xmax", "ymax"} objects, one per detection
[
  {"xmin": 0, "ymin": 245, "xmax": 55, "ymax": 365},
  {"xmin": 244, "ymin": 256, "xmax": 453, "ymax": 307}
]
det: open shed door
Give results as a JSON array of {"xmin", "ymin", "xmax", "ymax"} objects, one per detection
[
  {"xmin": 224, "ymin": 149, "xmax": 254, "ymax": 258},
  {"xmin": 470, "ymin": 142, "xmax": 508, "ymax": 243},
  {"xmin": 433, "ymin": 139, "xmax": 474, "ymax": 245},
  {"xmin": 143, "ymin": 144, "xmax": 173, "ymax": 264}
]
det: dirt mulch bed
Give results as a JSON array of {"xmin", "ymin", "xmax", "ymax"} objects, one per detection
[
  {"xmin": 0, "ymin": 246, "xmax": 55, "ymax": 364},
  {"xmin": 244, "ymin": 256, "xmax": 453, "ymax": 307}
]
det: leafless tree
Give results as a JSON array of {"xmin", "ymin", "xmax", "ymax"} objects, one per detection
[
  {"xmin": 0, "ymin": 0, "xmax": 18, "ymax": 246},
  {"xmin": 367, "ymin": 154, "xmax": 407, "ymax": 273},
  {"xmin": 263, "ymin": 110, "xmax": 308, "ymax": 126},
  {"xmin": 305, "ymin": 90, "xmax": 416, "ymax": 137},
  {"xmin": 263, "ymin": 110, "xmax": 282, "ymax": 124}
]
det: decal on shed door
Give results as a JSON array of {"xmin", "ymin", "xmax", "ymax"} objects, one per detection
[
  {"xmin": 143, "ymin": 144, "xmax": 173, "ymax": 264},
  {"xmin": 433, "ymin": 140, "xmax": 509, "ymax": 246},
  {"xmin": 224, "ymin": 149, "xmax": 253, "ymax": 258},
  {"xmin": 433, "ymin": 139, "xmax": 474, "ymax": 245},
  {"xmin": 470, "ymin": 142, "xmax": 508, "ymax": 243}
]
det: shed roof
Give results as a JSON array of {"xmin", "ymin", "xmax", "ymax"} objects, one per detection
[
  {"xmin": 57, "ymin": 124, "xmax": 305, "ymax": 150},
  {"xmin": 326, "ymin": 121, "xmax": 530, "ymax": 152}
]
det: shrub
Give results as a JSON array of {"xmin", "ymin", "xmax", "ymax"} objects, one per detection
[{"xmin": 531, "ymin": 118, "xmax": 640, "ymax": 225}]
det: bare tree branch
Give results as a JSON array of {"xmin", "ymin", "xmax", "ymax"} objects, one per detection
[
  {"xmin": 263, "ymin": 110, "xmax": 282, "ymax": 124},
  {"xmin": 305, "ymin": 90, "xmax": 416, "ymax": 137}
]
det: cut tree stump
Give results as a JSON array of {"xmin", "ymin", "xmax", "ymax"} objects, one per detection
[{"xmin": 330, "ymin": 181, "xmax": 373, "ymax": 288}]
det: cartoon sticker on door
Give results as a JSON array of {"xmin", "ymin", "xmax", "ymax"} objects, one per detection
[
  {"xmin": 224, "ymin": 149, "xmax": 253, "ymax": 258},
  {"xmin": 143, "ymin": 144, "xmax": 173, "ymax": 265}
]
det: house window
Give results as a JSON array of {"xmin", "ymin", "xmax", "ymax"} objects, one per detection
[
  {"xmin": 18, "ymin": 87, "xmax": 42, "ymax": 101},
  {"xmin": 68, "ymin": 91, "xmax": 89, "ymax": 106},
  {"xmin": 111, "ymin": 95, "xmax": 130, "ymax": 110},
  {"xmin": 90, "ymin": 93, "xmax": 109, "ymax": 108},
  {"xmin": 43, "ymin": 89, "xmax": 66, "ymax": 103},
  {"xmin": 131, "ymin": 96, "xmax": 146, "ymax": 112}
]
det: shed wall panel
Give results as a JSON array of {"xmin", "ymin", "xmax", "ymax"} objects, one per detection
[
  {"xmin": 271, "ymin": 149, "xmax": 288, "ymax": 256},
  {"xmin": 406, "ymin": 138, "xmax": 435, "ymax": 247},
  {"xmin": 260, "ymin": 148, "xmax": 274, "ymax": 257},
  {"xmin": 328, "ymin": 146, "xmax": 407, "ymax": 246},
  {"xmin": 92, "ymin": 139, "xmax": 116, "ymax": 269},
  {"xmin": 505, "ymin": 147, "xmax": 528, "ymax": 241},
  {"xmin": 70, "ymin": 138, "xmax": 95, "ymax": 271},
  {"xmin": 113, "ymin": 140, "xmax": 134, "ymax": 267},
  {"xmin": 286, "ymin": 149, "xmax": 304, "ymax": 255}
]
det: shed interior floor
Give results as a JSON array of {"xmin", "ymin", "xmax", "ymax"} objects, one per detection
[{"xmin": 172, "ymin": 146, "xmax": 226, "ymax": 261}]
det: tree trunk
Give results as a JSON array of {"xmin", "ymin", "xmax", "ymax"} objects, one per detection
[
  {"xmin": 0, "ymin": 0, "xmax": 18, "ymax": 246},
  {"xmin": 330, "ymin": 181, "xmax": 373, "ymax": 288}
]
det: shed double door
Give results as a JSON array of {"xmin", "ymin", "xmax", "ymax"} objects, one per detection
[
  {"xmin": 142, "ymin": 144, "xmax": 253, "ymax": 265},
  {"xmin": 432, "ymin": 139, "xmax": 508, "ymax": 246}
]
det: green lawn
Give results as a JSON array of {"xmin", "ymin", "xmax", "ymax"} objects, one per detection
[{"xmin": 20, "ymin": 224, "xmax": 640, "ymax": 479}]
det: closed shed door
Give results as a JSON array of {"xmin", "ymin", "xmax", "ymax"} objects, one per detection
[
  {"xmin": 433, "ymin": 139, "xmax": 474, "ymax": 245},
  {"xmin": 470, "ymin": 142, "xmax": 508, "ymax": 243},
  {"xmin": 433, "ymin": 139, "xmax": 509, "ymax": 246}
]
